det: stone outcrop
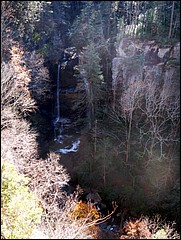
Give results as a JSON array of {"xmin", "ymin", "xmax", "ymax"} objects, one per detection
[
  {"xmin": 112, "ymin": 38, "xmax": 180, "ymax": 106},
  {"xmin": 57, "ymin": 47, "xmax": 80, "ymax": 119}
]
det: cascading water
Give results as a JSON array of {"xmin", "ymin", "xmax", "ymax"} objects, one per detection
[
  {"xmin": 53, "ymin": 49, "xmax": 80, "ymax": 153},
  {"xmin": 53, "ymin": 63, "xmax": 62, "ymax": 142},
  {"xmin": 54, "ymin": 52, "xmax": 67, "ymax": 126},
  {"xmin": 57, "ymin": 63, "xmax": 61, "ymax": 122}
]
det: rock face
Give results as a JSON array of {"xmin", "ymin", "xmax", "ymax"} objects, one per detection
[
  {"xmin": 54, "ymin": 47, "xmax": 81, "ymax": 120},
  {"xmin": 112, "ymin": 38, "xmax": 180, "ymax": 108},
  {"xmin": 60, "ymin": 47, "xmax": 79, "ymax": 90}
]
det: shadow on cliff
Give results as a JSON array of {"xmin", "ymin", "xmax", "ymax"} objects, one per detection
[{"xmin": 27, "ymin": 48, "xmax": 80, "ymax": 160}]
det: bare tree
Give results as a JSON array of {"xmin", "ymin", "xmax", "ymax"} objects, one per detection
[
  {"xmin": 137, "ymin": 68, "xmax": 180, "ymax": 162},
  {"xmin": 119, "ymin": 78, "xmax": 145, "ymax": 162},
  {"xmin": 1, "ymin": 45, "xmax": 37, "ymax": 121}
]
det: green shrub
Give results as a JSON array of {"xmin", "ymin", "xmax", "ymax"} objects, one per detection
[{"xmin": 1, "ymin": 160, "xmax": 43, "ymax": 239}]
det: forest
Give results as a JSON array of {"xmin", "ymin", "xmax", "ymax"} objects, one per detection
[{"xmin": 1, "ymin": 1, "xmax": 180, "ymax": 239}]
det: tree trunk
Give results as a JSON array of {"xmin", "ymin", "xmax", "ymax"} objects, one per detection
[
  {"xmin": 94, "ymin": 119, "xmax": 97, "ymax": 153},
  {"xmin": 89, "ymin": 80, "xmax": 94, "ymax": 129},
  {"xmin": 103, "ymin": 164, "xmax": 106, "ymax": 187},
  {"xmin": 126, "ymin": 109, "xmax": 133, "ymax": 162},
  {"xmin": 168, "ymin": 1, "xmax": 175, "ymax": 38}
]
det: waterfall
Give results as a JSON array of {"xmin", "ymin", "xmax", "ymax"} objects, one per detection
[
  {"xmin": 57, "ymin": 63, "xmax": 61, "ymax": 122},
  {"xmin": 53, "ymin": 63, "xmax": 62, "ymax": 141},
  {"xmin": 53, "ymin": 48, "xmax": 81, "ymax": 153}
]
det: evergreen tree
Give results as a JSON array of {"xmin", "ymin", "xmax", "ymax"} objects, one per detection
[{"xmin": 78, "ymin": 42, "xmax": 104, "ymax": 129}]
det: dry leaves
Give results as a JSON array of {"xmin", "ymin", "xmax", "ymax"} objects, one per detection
[{"xmin": 120, "ymin": 218, "xmax": 151, "ymax": 239}]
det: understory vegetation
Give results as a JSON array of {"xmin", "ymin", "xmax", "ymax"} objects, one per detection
[{"xmin": 1, "ymin": 1, "xmax": 180, "ymax": 239}]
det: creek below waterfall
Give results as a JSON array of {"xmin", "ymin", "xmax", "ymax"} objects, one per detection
[
  {"xmin": 52, "ymin": 118, "xmax": 81, "ymax": 154},
  {"xmin": 51, "ymin": 48, "xmax": 81, "ymax": 155}
]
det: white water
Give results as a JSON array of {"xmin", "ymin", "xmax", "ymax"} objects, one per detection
[
  {"xmin": 57, "ymin": 63, "xmax": 61, "ymax": 122},
  {"xmin": 53, "ymin": 51, "xmax": 81, "ymax": 154},
  {"xmin": 53, "ymin": 63, "xmax": 61, "ymax": 142},
  {"xmin": 54, "ymin": 118, "xmax": 71, "ymax": 143},
  {"xmin": 55, "ymin": 139, "xmax": 80, "ymax": 154}
]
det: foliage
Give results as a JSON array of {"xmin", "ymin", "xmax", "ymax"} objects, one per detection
[
  {"xmin": 40, "ymin": 194, "xmax": 100, "ymax": 239},
  {"xmin": 70, "ymin": 1, "xmax": 117, "ymax": 50},
  {"xmin": 1, "ymin": 45, "xmax": 51, "ymax": 123},
  {"xmin": 2, "ymin": 1, "xmax": 180, "ymax": 61},
  {"xmin": 11, "ymin": 1, "xmax": 50, "ymax": 39},
  {"xmin": 70, "ymin": 2, "xmax": 95, "ymax": 49},
  {"xmin": 22, "ymin": 152, "xmax": 70, "ymax": 218},
  {"xmin": 26, "ymin": 50, "xmax": 52, "ymax": 103},
  {"xmin": 1, "ymin": 160, "xmax": 43, "ymax": 239},
  {"xmin": 1, "ymin": 118, "xmax": 38, "ymax": 176},
  {"xmin": 120, "ymin": 218, "xmax": 151, "ymax": 238},
  {"xmin": 152, "ymin": 229, "xmax": 168, "ymax": 239},
  {"xmin": 77, "ymin": 41, "xmax": 104, "ymax": 128},
  {"xmin": 70, "ymin": 200, "xmax": 101, "ymax": 221},
  {"xmin": 94, "ymin": 137, "xmax": 115, "ymax": 187},
  {"xmin": 100, "ymin": 185, "xmax": 121, "ymax": 203},
  {"xmin": 28, "ymin": 1, "xmax": 82, "ymax": 60},
  {"xmin": 1, "ymin": 45, "xmax": 37, "ymax": 118},
  {"xmin": 119, "ymin": 215, "xmax": 180, "ymax": 239},
  {"xmin": 70, "ymin": 1, "xmax": 115, "ymax": 118},
  {"xmin": 1, "ymin": 1, "xmax": 180, "ymax": 239},
  {"xmin": 1, "ymin": 1, "xmax": 16, "ymax": 61},
  {"xmin": 1, "ymin": 1, "xmax": 51, "ymax": 60},
  {"xmin": 116, "ymin": 1, "xmax": 180, "ymax": 41}
]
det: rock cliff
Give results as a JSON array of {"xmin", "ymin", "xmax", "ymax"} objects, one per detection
[{"xmin": 112, "ymin": 38, "xmax": 180, "ymax": 108}]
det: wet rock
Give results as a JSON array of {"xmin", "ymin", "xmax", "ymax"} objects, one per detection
[
  {"xmin": 107, "ymin": 225, "xmax": 112, "ymax": 230},
  {"xmin": 86, "ymin": 190, "xmax": 102, "ymax": 204}
]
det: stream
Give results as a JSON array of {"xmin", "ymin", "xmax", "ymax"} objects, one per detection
[{"xmin": 53, "ymin": 51, "xmax": 81, "ymax": 155}]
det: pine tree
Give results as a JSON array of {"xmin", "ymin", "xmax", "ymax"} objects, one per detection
[{"xmin": 78, "ymin": 42, "xmax": 104, "ymax": 129}]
